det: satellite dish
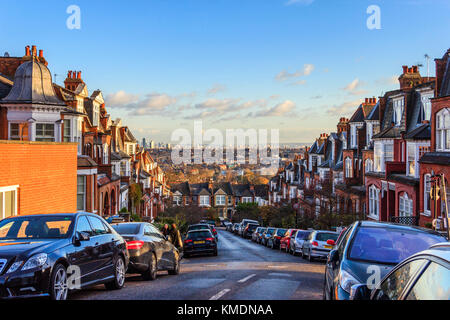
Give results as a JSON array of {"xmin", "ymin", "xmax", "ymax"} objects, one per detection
[{"xmin": 4, "ymin": 52, "xmax": 10, "ymax": 57}]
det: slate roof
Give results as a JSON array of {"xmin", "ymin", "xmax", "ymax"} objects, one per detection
[
  {"xmin": 366, "ymin": 102, "xmax": 380, "ymax": 121},
  {"xmin": 419, "ymin": 152, "xmax": 450, "ymax": 165},
  {"xmin": 171, "ymin": 182, "xmax": 190, "ymax": 195},
  {"xmin": 254, "ymin": 184, "xmax": 268, "ymax": 198},
  {"xmin": 77, "ymin": 155, "xmax": 97, "ymax": 168},
  {"xmin": 349, "ymin": 105, "xmax": 365, "ymax": 123},
  {"xmin": 439, "ymin": 50, "xmax": 450, "ymax": 97},
  {"xmin": 404, "ymin": 123, "xmax": 430, "ymax": 140}
]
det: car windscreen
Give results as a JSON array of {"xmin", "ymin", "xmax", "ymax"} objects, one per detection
[
  {"xmin": 187, "ymin": 231, "xmax": 212, "ymax": 240},
  {"xmin": 0, "ymin": 216, "xmax": 74, "ymax": 239},
  {"xmin": 296, "ymin": 231, "xmax": 311, "ymax": 240},
  {"xmin": 189, "ymin": 225, "xmax": 210, "ymax": 231},
  {"xmin": 266, "ymin": 228, "xmax": 275, "ymax": 235},
  {"xmin": 276, "ymin": 229, "xmax": 287, "ymax": 236},
  {"xmin": 316, "ymin": 232, "xmax": 338, "ymax": 242},
  {"xmin": 248, "ymin": 224, "xmax": 258, "ymax": 230},
  {"xmin": 112, "ymin": 223, "xmax": 141, "ymax": 235},
  {"xmin": 348, "ymin": 227, "xmax": 446, "ymax": 264}
]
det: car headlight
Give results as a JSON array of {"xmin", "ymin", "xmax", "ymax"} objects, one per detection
[
  {"xmin": 22, "ymin": 253, "xmax": 48, "ymax": 271},
  {"xmin": 339, "ymin": 269, "xmax": 360, "ymax": 294},
  {"xmin": 6, "ymin": 261, "xmax": 23, "ymax": 273}
]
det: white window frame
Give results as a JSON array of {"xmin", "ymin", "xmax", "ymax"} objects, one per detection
[
  {"xmin": 0, "ymin": 185, "xmax": 19, "ymax": 219},
  {"xmin": 345, "ymin": 157, "xmax": 353, "ymax": 178},
  {"xmin": 436, "ymin": 108, "xmax": 450, "ymax": 151},
  {"xmin": 215, "ymin": 195, "xmax": 226, "ymax": 206},
  {"xmin": 77, "ymin": 176, "xmax": 86, "ymax": 212},
  {"xmin": 365, "ymin": 159, "xmax": 373, "ymax": 173},
  {"xmin": 199, "ymin": 195, "xmax": 210, "ymax": 207},
  {"xmin": 63, "ymin": 119, "xmax": 72, "ymax": 142},
  {"xmin": 36, "ymin": 123, "xmax": 55, "ymax": 142},
  {"xmin": 368, "ymin": 185, "xmax": 380, "ymax": 220},
  {"xmin": 399, "ymin": 193, "xmax": 413, "ymax": 217},
  {"xmin": 242, "ymin": 197, "xmax": 253, "ymax": 203},
  {"xmin": 423, "ymin": 174, "xmax": 431, "ymax": 216},
  {"xmin": 392, "ymin": 97, "xmax": 404, "ymax": 126}
]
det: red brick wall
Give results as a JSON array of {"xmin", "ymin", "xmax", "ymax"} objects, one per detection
[{"xmin": 0, "ymin": 141, "xmax": 78, "ymax": 215}]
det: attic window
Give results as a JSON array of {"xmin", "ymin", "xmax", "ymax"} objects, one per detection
[{"xmin": 392, "ymin": 97, "xmax": 404, "ymax": 126}]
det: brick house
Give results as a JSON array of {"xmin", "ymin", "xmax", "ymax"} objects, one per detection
[
  {"xmin": 365, "ymin": 66, "xmax": 436, "ymax": 225},
  {"xmin": 419, "ymin": 49, "xmax": 450, "ymax": 229}
]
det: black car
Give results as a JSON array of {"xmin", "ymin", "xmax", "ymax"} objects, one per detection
[
  {"xmin": 188, "ymin": 224, "xmax": 218, "ymax": 240},
  {"xmin": 351, "ymin": 243, "xmax": 450, "ymax": 300},
  {"xmin": 0, "ymin": 213, "xmax": 129, "ymax": 300},
  {"xmin": 112, "ymin": 222, "xmax": 180, "ymax": 280},
  {"xmin": 323, "ymin": 221, "xmax": 447, "ymax": 300},
  {"xmin": 183, "ymin": 229, "xmax": 218, "ymax": 257},
  {"xmin": 267, "ymin": 228, "xmax": 287, "ymax": 249},
  {"xmin": 243, "ymin": 223, "xmax": 259, "ymax": 239}
]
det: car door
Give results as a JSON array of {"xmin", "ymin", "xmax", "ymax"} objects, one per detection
[
  {"xmin": 67, "ymin": 215, "xmax": 96, "ymax": 286},
  {"xmin": 87, "ymin": 216, "xmax": 114, "ymax": 280},
  {"xmin": 290, "ymin": 231, "xmax": 296, "ymax": 250},
  {"xmin": 148, "ymin": 224, "xmax": 168, "ymax": 269}
]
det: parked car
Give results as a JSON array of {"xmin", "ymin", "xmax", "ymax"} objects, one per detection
[
  {"xmin": 105, "ymin": 215, "xmax": 125, "ymax": 224},
  {"xmin": 183, "ymin": 229, "xmax": 218, "ymax": 257},
  {"xmin": 0, "ymin": 213, "xmax": 129, "ymax": 300},
  {"xmin": 302, "ymin": 230, "xmax": 339, "ymax": 261},
  {"xmin": 200, "ymin": 219, "xmax": 216, "ymax": 227},
  {"xmin": 243, "ymin": 223, "xmax": 259, "ymax": 239},
  {"xmin": 188, "ymin": 224, "xmax": 218, "ymax": 240},
  {"xmin": 232, "ymin": 223, "xmax": 240, "ymax": 234},
  {"xmin": 323, "ymin": 221, "xmax": 447, "ymax": 300},
  {"xmin": 267, "ymin": 228, "xmax": 287, "ymax": 249},
  {"xmin": 112, "ymin": 222, "xmax": 180, "ymax": 281},
  {"xmin": 226, "ymin": 223, "xmax": 234, "ymax": 232},
  {"xmin": 350, "ymin": 242, "xmax": 450, "ymax": 300},
  {"xmin": 252, "ymin": 227, "xmax": 265, "ymax": 242},
  {"xmin": 261, "ymin": 227, "xmax": 276, "ymax": 246},
  {"xmin": 238, "ymin": 219, "xmax": 259, "ymax": 237},
  {"xmin": 289, "ymin": 230, "xmax": 312, "ymax": 256},
  {"xmin": 280, "ymin": 229, "xmax": 298, "ymax": 252}
]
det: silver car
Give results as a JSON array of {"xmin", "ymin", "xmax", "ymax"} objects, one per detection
[
  {"xmin": 289, "ymin": 230, "xmax": 312, "ymax": 256},
  {"xmin": 302, "ymin": 230, "xmax": 339, "ymax": 262}
]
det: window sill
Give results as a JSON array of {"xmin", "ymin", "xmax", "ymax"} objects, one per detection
[
  {"xmin": 420, "ymin": 211, "xmax": 431, "ymax": 217},
  {"xmin": 367, "ymin": 214, "xmax": 379, "ymax": 221}
]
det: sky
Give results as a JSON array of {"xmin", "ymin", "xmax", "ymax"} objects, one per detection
[{"xmin": 1, "ymin": 0, "xmax": 449, "ymax": 145}]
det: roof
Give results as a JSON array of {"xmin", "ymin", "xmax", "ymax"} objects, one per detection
[
  {"xmin": 419, "ymin": 152, "xmax": 450, "ymax": 165},
  {"xmin": 171, "ymin": 182, "xmax": 190, "ymax": 195},
  {"xmin": 439, "ymin": 49, "xmax": 450, "ymax": 97},
  {"xmin": 349, "ymin": 105, "xmax": 366, "ymax": 123},
  {"xmin": 405, "ymin": 123, "xmax": 430, "ymax": 140},
  {"xmin": 366, "ymin": 102, "xmax": 380, "ymax": 121},
  {"xmin": 77, "ymin": 155, "xmax": 97, "ymax": 168},
  {"xmin": 1, "ymin": 58, "xmax": 65, "ymax": 106}
]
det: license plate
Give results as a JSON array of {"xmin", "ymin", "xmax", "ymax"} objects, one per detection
[
  {"xmin": 194, "ymin": 241, "xmax": 205, "ymax": 244},
  {"xmin": 324, "ymin": 245, "xmax": 332, "ymax": 249}
]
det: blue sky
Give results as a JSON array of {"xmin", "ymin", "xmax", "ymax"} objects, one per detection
[{"xmin": 1, "ymin": 0, "xmax": 449, "ymax": 144}]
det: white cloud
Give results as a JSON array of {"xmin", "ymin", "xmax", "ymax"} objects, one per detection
[
  {"xmin": 326, "ymin": 99, "xmax": 362, "ymax": 116},
  {"xmin": 275, "ymin": 64, "xmax": 315, "ymax": 82},
  {"xmin": 343, "ymin": 78, "xmax": 368, "ymax": 96},
  {"xmin": 105, "ymin": 90, "xmax": 139, "ymax": 106},
  {"xmin": 255, "ymin": 100, "xmax": 296, "ymax": 117},
  {"xmin": 207, "ymin": 84, "xmax": 227, "ymax": 95}
]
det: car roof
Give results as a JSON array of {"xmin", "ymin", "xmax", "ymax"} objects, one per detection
[
  {"xmin": 314, "ymin": 230, "xmax": 338, "ymax": 233},
  {"xmin": 188, "ymin": 229, "xmax": 212, "ymax": 233},
  {"xmin": 358, "ymin": 220, "xmax": 444, "ymax": 236},
  {"xmin": 190, "ymin": 224, "xmax": 210, "ymax": 227}
]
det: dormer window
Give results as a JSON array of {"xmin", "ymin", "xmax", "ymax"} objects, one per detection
[
  {"xmin": 392, "ymin": 97, "xmax": 404, "ymax": 126},
  {"xmin": 420, "ymin": 92, "xmax": 433, "ymax": 122},
  {"xmin": 350, "ymin": 125, "xmax": 357, "ymax": 148},
  {"xmin": 436, "ymin": 108, "xmax": 450, "ymax": 151}
]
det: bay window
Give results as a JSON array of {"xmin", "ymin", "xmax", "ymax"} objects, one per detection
[
  {"xmin": 215, "ymin": 195, "xmax": 226, "ymax": 206},
  {"xmin": 436, "ymin": 108, "xmax": 450, "ymax": 151},
  {"xmin": 368, "ymin": 185, "xmax": 380, "ymax": 219},
  {"xmin": 345, "ymin": 157, "xmax": 353, "ymax": 178},
  {"xmin": 77, "ymin": 176, "xmax": 86, "ymax": 211},
  {"xmin": 199, "ymin": 195, "xmax": 210, "ymax": 206},
  {"xmin": 63, "ymin": 119, "xmax": 71, "ymax": 142},
  {"xmin": 407, "ymin": 144, "xmax": 416, "ymax": 177},
  {"xmin": 399, "ymin": 193, "xmax": 413, "ymax": 217},
  {"xmin": 36, "ymin": 123, "xmax": 55, "ymax": 142}
]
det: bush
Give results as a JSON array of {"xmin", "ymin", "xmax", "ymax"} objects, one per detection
[{"xmin": 130, "ymin": 213, "xmax": 141, "ymax": 222}]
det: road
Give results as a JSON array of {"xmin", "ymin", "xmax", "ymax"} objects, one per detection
[{"xmin": 72, "ymin": 229, "xmax": 325, "ymax": 300}]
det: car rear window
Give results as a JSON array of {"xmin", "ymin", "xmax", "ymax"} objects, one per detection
[
  {"xmin": 187, "ymin": 231, "xmax": 213, "ymax": 239},
  {"xmin": 276, "ymin": 229, "xmax": 287, "ymax": 236},
  {"xmin": 189, "ymin": 225, "xmax": 210, "ymax": 231},
  {"xmin": 316, "ymin": 232, "xmax": 338, "ymax": 242},
  {"xmin": 112, "ymin": 223, "xmax": 141, "ymax": 235},
  {"xmin": 267, "ymin": 228, "xmax": 275, "ymax": 235},
  {"xmin": 349, "ymin": 227, "xmax": 446, "ymax": 264},
  {"xmin": 296, "ymin": 231, "xmax": 311, "ymax": 240}
]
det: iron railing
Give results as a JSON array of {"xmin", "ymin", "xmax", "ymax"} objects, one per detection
[{"xmin": 390, "ymin": 216, "xmax": 419, "ymax": 226}]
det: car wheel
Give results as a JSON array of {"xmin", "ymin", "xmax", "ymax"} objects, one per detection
[
  {"xmin": 168, "ymin": 254, "xmax": 180, "ymax": 275},
  {"xmin": 50, "ymin": 264, "xmax": 68, "ymax": 301},
  {"xmin": 105, "ymin": 256, "xmax": 126, "ymax": 290},
  {"xmin": 142, "ymin": 253, "xmax": 158, "ymax": 281}
]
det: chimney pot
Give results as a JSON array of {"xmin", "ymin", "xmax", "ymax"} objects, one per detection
[
  {"xmin": 38, "ymin": 50, "xmax": 43, "ymax": 58},
  {"xmin": 77, "ymin": 71, "xmax": 81, "ymax": 79},
  {"xmin": 68, "ymin": 71, "xmax": 72, "ymax": 78},
  {"xmin": 402, "ymin": 66, "xmax": 408, "ymax": 74},
  {"xmin": 413, "ymin": 66, "xmax": 418, "ymax": 73},
  {"xmin": 365, "ymin": 98, "xmax": 369, "ymax": 104},
  {"xmin": 31, "ymin": 45, "xmax": 37, "ymax": 56},
  {"xmin": 25, "ymin": 46, "xmax": 30, "ymax": 56}
]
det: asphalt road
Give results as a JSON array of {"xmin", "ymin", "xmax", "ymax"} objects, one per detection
[{"xmin": 72, "ymin": 229, "xmax": 325, "ymax": 300}]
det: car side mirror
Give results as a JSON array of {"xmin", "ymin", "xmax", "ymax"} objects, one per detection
[
  {"xmin": 73, "ymin": 231, "xmax": 90, "ymax": 245},
  {"xmin": 350, "ymin": 284, "xmax": 371, "ymax": 300},
  {"xmin": 328, "ymin": 249, "xmax": 339, "ymax": 265},
  {"xmin": 327, "ymin": 239, "xmax": 336, "ymax": 246}
]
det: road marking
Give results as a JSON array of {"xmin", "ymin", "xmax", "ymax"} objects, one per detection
[
  {"xmin": 209, "ymin": 289, "xmax": 231, "ymax": 300},
  {"xmin": 268, "ymin": 265, "xmax": 287, "ymax": 269},
  {"xmin": 238, "ymin": 274, "xmax": 256, "ymax": 283}
]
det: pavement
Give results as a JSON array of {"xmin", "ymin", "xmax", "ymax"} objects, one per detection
[{"xmin": 71, "ymin": 229, "xmax": 325, "ymax": 300}]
